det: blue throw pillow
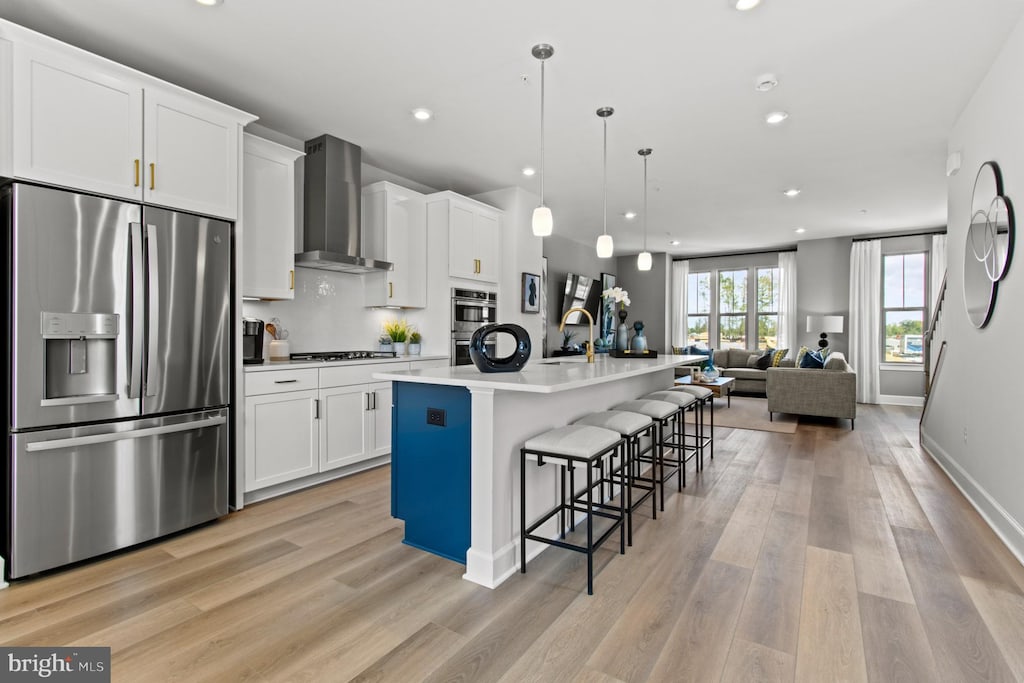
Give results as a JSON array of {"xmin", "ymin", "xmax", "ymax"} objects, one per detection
[
  {"xmin": 800, "ymin": 350, "xmax": 825, "ymax": 369},
  {"xmin": 684, "ymin": 345, "xmax": 712, "ymax": 369}
]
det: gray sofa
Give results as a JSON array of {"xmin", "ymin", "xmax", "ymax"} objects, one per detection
[
  {"xmin": 712, "ymin": 348, "xmax": 795, "ymax": 394},
  {"xmin": 766, "ymin": 351, "xmax": 857, "ymax": 428}
]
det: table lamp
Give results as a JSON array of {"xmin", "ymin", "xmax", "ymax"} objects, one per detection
[{"xmin": 807, "ymin": 315, "xmax": 844, "ymax": 349}]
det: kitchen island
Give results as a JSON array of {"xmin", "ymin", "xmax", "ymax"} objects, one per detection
[{"xmin": 373, "ymin": 354, "xmax": 703, "ymax": 588}]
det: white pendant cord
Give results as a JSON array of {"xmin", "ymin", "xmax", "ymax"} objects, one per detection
[
  {"xmin": 539, "ymin": 57, "xmax": 546, "ymax": 208},
  {"xmin": 643, "ymin": 153, "xmax": 648, "ymax": 253},
  {"xmin": 602, "ymin": 116, "xmax": 608, "ymax": 239}
]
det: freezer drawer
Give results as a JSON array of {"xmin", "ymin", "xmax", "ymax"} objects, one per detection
[{"xmin": 7, "ymin": 409, "xmax": 228, "ymax": 578}]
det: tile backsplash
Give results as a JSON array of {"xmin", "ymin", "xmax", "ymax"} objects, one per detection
[{"xmin": 242, "ymin": 268, "xmax": 445, "ymax": 356}]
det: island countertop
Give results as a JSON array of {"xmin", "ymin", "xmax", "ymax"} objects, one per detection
[{"xmin": 372, "ymin": 354, "xmax": 705, "ymax": 393}]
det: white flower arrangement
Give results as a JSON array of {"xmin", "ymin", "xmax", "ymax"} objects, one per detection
[{"xmin": 602, "ymin": 286, "xmax": 630, "ymax": 308}]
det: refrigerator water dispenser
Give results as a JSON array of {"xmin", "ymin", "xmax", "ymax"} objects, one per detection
[{"xmin": 41, "ymin": 312, "xmax": 119, "ymax": 404}]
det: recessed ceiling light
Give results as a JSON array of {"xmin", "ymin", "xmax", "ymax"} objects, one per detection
[
  {"xmin": 669, "ymin": 239, "xmax": 680, "ymax": 246},
  {"xmin": 411, "ymin": 108, "xmax": 433, "ymax": 121},
  {"xmin": 795, "ymin": 227, "xmax": 806, "ymax": 234},
  {"xmin": 754, "ymin": 74, "xmax": 778, "ymax": 92},
  {"xmin": 765, "ymin": 111, "xmax": 789, "ymax": 125},
  {"xmin": 521, "ymin": 167, "xmax": 536, "ymax": 177},
  {"xmin": 195, "ymin": 0, "xmax": 223, "ymax": 5},
  {"xmin": 782, "ymin": 188, "xmax": 801, "ymax": 197},
  {"xmin": 860, "ymin": 208, "xmax": 869, "ymax": 214},
  {"xmin": 735, "ymin": 0, "xmax": 761, "ymax": 10},
  {"xmin": 624, "ymin": 211, "xmax": 637, "ymax": 220}
]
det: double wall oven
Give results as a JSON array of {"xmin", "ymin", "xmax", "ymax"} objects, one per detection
[{"xmin": 451, "ymin": 288, "xmax": 497, "ymax": 365}]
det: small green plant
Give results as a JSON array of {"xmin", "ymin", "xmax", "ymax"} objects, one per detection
[
  {"xmin": 379, "ymin": 333, "xmax": 392, "ymax": 345},
  {"xmin": 383, "ymin": 318, "xmax": 411, "ymax": 343},
  {"xmin": 409, "ymin": 331, "xmax": 422, "ymax": 344},
  {"xmin": 561, "ymin": 329, "xmax": 576, "ymax": 347}
]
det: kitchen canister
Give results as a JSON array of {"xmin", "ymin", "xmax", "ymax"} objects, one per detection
[{"xmin": 268, "ymin": 339, "xmax": 290, "ymax": 361}]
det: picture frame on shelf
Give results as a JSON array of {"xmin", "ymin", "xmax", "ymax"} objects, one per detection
[{"xmin": 521, "ymin": 272, "xmax": 540, "ymax": 313}]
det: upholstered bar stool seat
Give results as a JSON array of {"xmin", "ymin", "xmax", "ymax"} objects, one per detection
[
  {"xmin": 670, "ymin": 385, "xmax": 714, "ymax": 463},
  {"xmin": 574, "ymin": 410, "xmax": 656, "ymax": 545},
  {"xmin": 521, "ymin": 424, "xmax": 626, "ymax": 595}
]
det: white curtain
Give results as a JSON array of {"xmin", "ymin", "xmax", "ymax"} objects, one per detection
[
  {"xmin": 849, "ymin": 240, "xmax": 881, "ymax": 403},
  {"xmin": 778, "ymin": 251, "xmax": 798, "ymax": 354},
  {"xmin": 671, "ymin": 260, "xmax": 689, "ymax": 349},
  {"xmin": 930, "ymin": 233, "xmax": 948, "ymax": 312}
]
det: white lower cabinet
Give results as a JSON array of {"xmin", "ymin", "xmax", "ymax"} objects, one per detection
[{"xmin": 245, "ymin": 363, "xmax": 407, "ymax": 495}]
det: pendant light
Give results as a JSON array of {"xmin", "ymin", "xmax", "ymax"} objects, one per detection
[
  {"xmin": 637, "ymin": 148, "xmax": 653, "ymax": 271},
  {"xmin": 531, "ymin": 44, "xmax": 554, "ymax": 237},
  {"xmin": 595, "ymin": 107, "xmax": 615, "ymax": 258}
]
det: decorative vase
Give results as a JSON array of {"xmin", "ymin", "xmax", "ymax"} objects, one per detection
[
  {"xmin": 408, "ymin": 342, "xmax": 421, "ymax": 356},
  {"xmin": 393, "ymin": 341, "xmax": 406, "ymax": 356},
  {"xmin": 615, "ymin": 307, "xmax": 629, "ymax": 351},
  {"xmin": 703, "ymin": 349, "xmax": 720, "ymax": 380},
  {"xmin": 630, "ymin": 320, "xmax": 647, "ymax": 352}
]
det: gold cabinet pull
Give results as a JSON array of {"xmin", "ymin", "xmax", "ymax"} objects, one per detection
[
  {"xmin": 388, "ymin": 281, "xmax": 393, "ymax": 299},
  {"xmin": 149, "ymin": 163, "xmax": 155, "ymax": 190},
  {"xmin": 134, "ymin": 159, "xmax": 140, "ymax": 187},
  {"xmin": 290, "ymin": 270, "xmax": 294, "ymax": 290}
]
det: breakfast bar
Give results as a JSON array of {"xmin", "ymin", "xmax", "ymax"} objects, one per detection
[{"xmin": 373, "ymin": 354, "xmax": 702, "ymax": 588}]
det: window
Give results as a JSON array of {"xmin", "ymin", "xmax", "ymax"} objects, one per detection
[
  {"xmin": 883, "ymin": 253, "xmax": 927, "ymax": 363},
  {"xmin": 686, "ymin": 272, "xmax": 710, "ymax": 346},
  {"xmin": 718, "ymin": 269, "xmax": 747, "ymax": 349},
  {"xmin": 756, "ymin": 266, "xmax": 780, "ymax": 350}
]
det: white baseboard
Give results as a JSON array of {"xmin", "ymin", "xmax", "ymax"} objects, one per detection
[
  {"xmin": 920, "ymin": 432, "xmax": 1024, "ymax": 568},
  {"xmin": 879, "ymin": 394, "xmax": 925, "ymax": 407}
]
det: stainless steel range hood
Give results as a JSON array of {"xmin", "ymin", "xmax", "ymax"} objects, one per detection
[{"xmin": 295, "ymin": 134, "xmax": 393, "ymax": 274}]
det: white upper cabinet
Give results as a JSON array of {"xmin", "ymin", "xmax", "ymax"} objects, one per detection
[
  {"xmin": 363, "ymin": 181, "xmax": 426, "ymax": 308},
  {"xmin": 12, "ymin": 41, "xmax": 144, "ymax": 201},
  {"xmin": 143, "ymin": 86, "xmax": 243, "ymax": 219},
  {"xmin": 1, "ymin": 21, "xmax": 256, "ymax": 218},
  {"xmin": 241, "ymin": 133, "xmax": 303, "ymax": 300},
  {"xmin": 427, "ymin": 192, "xmax": 501, "ymax": 285}
]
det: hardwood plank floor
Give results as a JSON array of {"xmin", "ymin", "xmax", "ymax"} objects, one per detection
[{"xmin": 2, "ymin": 403, "xmax": 1022, "ymax": 682}]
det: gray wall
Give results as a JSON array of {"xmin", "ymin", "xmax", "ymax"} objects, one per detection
[
  {"xmin": 616, "ymin": 253, "xmax": 671, "ymax": 352},
  {"xmin": 542, "ymin": 235, "xmax": 616, "ymax": 355},
  {"xmin": 797, "ymin": 237, "xmax": 851, "ymax": 355},
  {"xmin": 923, "ymin": 13, "xmax": 1024, "ymax": 562}
]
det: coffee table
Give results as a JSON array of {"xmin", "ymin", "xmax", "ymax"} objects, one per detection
[{"xmin": 673, "ymin": 375, "xmax": 736, "ymax": 407}]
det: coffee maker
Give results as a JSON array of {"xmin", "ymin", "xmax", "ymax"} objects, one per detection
[{"xmin": 242, "ymin": 317, "xmax": 265, "ymax": 364}]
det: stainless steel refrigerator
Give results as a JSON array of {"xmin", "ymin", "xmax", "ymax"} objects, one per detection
[{"xmin": 3, "ymin": 183, "xmax": 231, "ymax": 579}]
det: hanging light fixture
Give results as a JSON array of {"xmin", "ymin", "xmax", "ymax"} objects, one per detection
[
  {"xmin": 531, "ymin": 44, "xmax": 554, "ymax": 237},
  {"xmin": 595, "ymin": 107, "xmax": 615, "ymax": 258},
  {"xmin": 637, "ymin": 148, "xmax": 653, "ymax": 271}
]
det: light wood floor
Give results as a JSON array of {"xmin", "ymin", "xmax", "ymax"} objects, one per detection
[{"xmin": 4, "ymin": 403, "xmax": 1024, "ymax": 682}]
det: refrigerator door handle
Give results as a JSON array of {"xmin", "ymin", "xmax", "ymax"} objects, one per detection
[
  {"xmin": 128, "ymin": 222, "xmax": 145, "ymax": 399},
  {"xmin": 145, "ymin": 224, "xmax": 160, "ymax": 397},
  {"xmin": 24, "ymin": 416, "xmax": 227, "ymax": 452}
]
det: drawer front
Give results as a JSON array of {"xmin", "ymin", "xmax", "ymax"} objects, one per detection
[
  {"xmin": 320, "ymin": 362, "xmax": 410, "ymax": 389},
  {"xmin": 245, "ymin": 368, "xmax": 319, "ymax": 396}
]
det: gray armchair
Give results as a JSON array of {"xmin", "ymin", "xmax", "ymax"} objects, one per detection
[{"xmin": 766, "ymin": 351, "xmax": 857, "ymax": 428}]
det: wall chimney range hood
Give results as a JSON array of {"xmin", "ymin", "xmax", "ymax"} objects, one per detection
[{"xmin": 295, "ymin": 134, "xmax": 393, "ymax": 274}]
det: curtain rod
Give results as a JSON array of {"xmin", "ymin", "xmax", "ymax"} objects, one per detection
[
  {"xmin": 673, "ymin": 246, "xmax": 797, "ymax": 262},
  {"xmin": 852, "ymin": 228, "xmax": 947, "ymax": 242}
]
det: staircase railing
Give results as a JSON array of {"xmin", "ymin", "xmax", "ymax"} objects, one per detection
[
  {"xmin": 923, "ymin": 271, "xmax": 947, "ymax": 396},
  {"xmin": 921, "ymin": 340, "xmax": 947, "ymax": 438}
]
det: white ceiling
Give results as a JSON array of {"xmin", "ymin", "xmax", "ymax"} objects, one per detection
[{"xmin": 3, "ymin": 0, "xmax": 1023, "ymax": 257}]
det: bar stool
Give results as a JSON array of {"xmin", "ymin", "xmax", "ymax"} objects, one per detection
[
  {"xmin": 573, "ymin": 410, "xmax": 655, "ymax": 546},
  {"xmin": 612, "ymin": 398, "xmax": 680, "ymax": 513},
  {"xmin": 520, "ymin": 424, "xmax": 626, "ymax": 595},
  {"xmin": 671, "ymin": 384, "xmax": 715, "ymax": 462},
  {"xmin": 644, "ymin": 390, "xmax": 699, "ymax": 488}
]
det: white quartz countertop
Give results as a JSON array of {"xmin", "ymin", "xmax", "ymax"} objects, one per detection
[
  {"xmin": 245, "ymin": 355, "xmax": 448, "ymax": 372},
  {"xmin": 372, "ymin": 354, "xmax": 706, "ymax": 394}
]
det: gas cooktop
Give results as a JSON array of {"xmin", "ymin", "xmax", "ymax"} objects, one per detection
[{"xmin": 290, "ymin": 351, "xmax": 398, "ymax": 362}]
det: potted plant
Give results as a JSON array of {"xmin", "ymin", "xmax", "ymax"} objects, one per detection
[
  {"xmin": 408, "ymin": 331, "xmax": 422, "ymax": 356},
  {"xmin": 383, "ymin": 318, "xmax": 411, "ymax": 355},
  {"xmin": 560, "ymin": 328, "xmax": 576, "ymax": 351},
  {"xmin": 379, "ymin": 334, "xmax": 394, "ymax": 353}
]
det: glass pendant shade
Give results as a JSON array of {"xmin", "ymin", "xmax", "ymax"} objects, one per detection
[
  {"xmin": 637, "ymin": 251, "xmax": 653, "ymax": 271},
  {"xmin": 532, "ymin": 206, "xmax": 553, "ymax": 237},
  {"xmin": 596, "ymin": 234, "xmax": 614, "ymax": 258}
]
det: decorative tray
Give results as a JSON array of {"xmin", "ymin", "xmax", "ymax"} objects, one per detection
[{"xmin": 609, "ymin": 349, "xmax": 659, "ymax": 359}]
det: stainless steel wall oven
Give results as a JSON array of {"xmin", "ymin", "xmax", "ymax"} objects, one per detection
[{"xmin": 451, "ymin": 288, "xmax": 496, "ymax": 365}]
